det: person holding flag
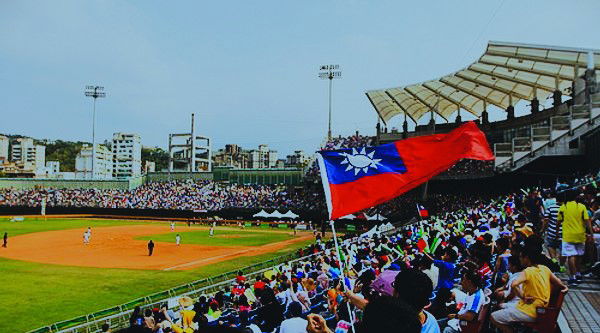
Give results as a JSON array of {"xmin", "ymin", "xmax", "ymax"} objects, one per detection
[
  {"xmin": 418, "ymin": 204, "xmax": 429, "ymax": 219},
  {"xmin": 315, "ymin": 122, "xmax": 493, "ymax": 332}
]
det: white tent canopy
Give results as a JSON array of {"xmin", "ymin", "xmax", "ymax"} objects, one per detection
[
  {"xmin": 269, "ymin": 210, "xmax": 285, "ymax": 219},
  {"xmin": 339, "ymin": 214, "xmax": 356, "ymax": 220},
  {"xmin": 253, "ymin": 209, "xmax": 270, "ymax": 218},
  {"xmin": 366, "ymin": 214, "xmax": 387, "ymax": 221},
  {"xmin": 281, "ymin": 210, "xmax": 299, "ymax": 219}
]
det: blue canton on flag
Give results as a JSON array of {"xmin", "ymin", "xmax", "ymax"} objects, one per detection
[{"xmin": 319, "ymin": 143, "xmax": 408, "ymax": 185}]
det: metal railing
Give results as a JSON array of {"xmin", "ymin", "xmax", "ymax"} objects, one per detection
[{"xmin": 28, "ymin": 248, "xmax": 322, "ymax": 333}]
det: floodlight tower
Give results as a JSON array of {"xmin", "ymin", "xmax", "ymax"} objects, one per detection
[
  {"xmin": 84, "ymin": 85, "xmax": 106, "ymax": 179},
  {"xmin": 319, "ymin": 65, "xmax": 341, "ymax": 140}
]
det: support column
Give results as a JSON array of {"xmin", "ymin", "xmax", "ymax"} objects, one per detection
[
  {"xmin": 530, "ymin": 98, "xmax": 539, "ymax": 113},
  {"xmin": 481, "ymin": 101, "xmax": 489, "ymax": 124},
  {"xmin": 553, "ymin": 75, "xmax": 562, "ymax": 107},
  {"xmin": 531, "ymin": 86, "xmax": 539, "ymax": 113},
  {"xmin": 455, "ymin": 104, "xmax": 462, "ymax": 124},
  {"xmin": 506, "ymin": 95, "xmax": 515, "ymax": 120},
  {"xmin": 402, "ymin": 112, "xmax": 408, "ymax": 139},
  {"xmin": 552, "ymin": 90, "xmax": 562, "ymax": 108}
]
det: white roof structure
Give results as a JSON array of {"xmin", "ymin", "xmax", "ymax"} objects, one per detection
[
  {"xmin": 340, "ymin": 214, "xmax": 357, "ymax": 220},
  {"xmin": 281, "ymin": 210, "xmax": 299, "ymax": 219},
  {"xmin": 253, "ymin": 209, "xmax": 270, "ymax": 218},
  {"xmin": 269, "ymin": 210, "xmax": 285, "ymax": 219},
  {"xmin": 366, "ymin": 41, "xmax": 600, "ymax": 124},
  {"xmin": 366, "ymin": 214, "xmax": 387, "ymax": 221}
]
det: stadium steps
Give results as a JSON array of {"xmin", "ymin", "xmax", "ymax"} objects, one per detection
[{"xmin": 494, "ymin": 93, "xmax": 600, "ymax": 172}]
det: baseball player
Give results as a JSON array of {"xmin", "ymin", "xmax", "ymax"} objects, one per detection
[
  {"xmin": 170, "ymin": 222, "xmax": 175, "ymax": 231},
  {"xmin": 83, "ymin": 230, "xmax": 90, "ymax": 245},
  {"xmin": 176, "ymin": 234, "xmax": 181, "ymax": 245}
]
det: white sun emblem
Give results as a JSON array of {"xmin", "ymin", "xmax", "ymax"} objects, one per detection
[{"xmin": 339, "ymin": 148, "xmax": 382, "ymax": 175}]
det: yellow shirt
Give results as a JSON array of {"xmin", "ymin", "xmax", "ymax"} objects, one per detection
[
  {"xmin": 516, "ymin": 265, "xmax": 551, "ymax": 318},
  {"xmin": 180, "ymin": 310, "xmax": 196, "ymax": 328},
  {"xmin": 559, "ymin": 201, "xmax": 589, "ymax": 243}
]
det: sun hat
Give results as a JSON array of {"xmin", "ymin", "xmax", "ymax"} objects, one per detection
[{"xmin": 178, "ymin": 296, "xmax": 194, "ymax": 308}]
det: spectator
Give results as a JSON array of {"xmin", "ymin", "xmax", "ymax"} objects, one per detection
[
  {"xmin": 393, "ymin": 268, "xmax": 440, "ymax": 332},
  {"xmin": 279, "ymin": 301, "xmax": 307, "ymax": 333},
  {"xmin": 442, "ymin": 269, "xmax": 486, "ymax": 333},
  {"xmin": 559, "ymin": 190, "xmax": 592, "ymax": 285},
  {"xmin": 490, "ymin": 244, "xmax": 567, "ymax": 333}
]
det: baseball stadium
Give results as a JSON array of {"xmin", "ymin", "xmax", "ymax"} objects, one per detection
[{"xmin": 3, "ymin": 2, "xmax": 600, "ymax": 333}]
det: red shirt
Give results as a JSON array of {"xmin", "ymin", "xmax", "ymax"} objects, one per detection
[
  {"xmin": 254, "ymin": 281, "xmax": 266, "ymax": 290},
  {"xmin": 478, "ymin": 263, "xmax": 492, "ymax": 277}
]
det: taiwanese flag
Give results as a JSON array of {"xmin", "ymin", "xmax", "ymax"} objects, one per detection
[
  {"xmin": 317, "ymin": 122, "xmax": 494, "ymax": 220},
  {"xmin": 417, "ymin": 204, "xmax": 429, "ymax": 219}
]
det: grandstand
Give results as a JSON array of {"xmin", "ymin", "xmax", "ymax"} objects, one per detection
[{"xmin": 367, "ymin": 41, "xmax": 600, "ymax": 175}]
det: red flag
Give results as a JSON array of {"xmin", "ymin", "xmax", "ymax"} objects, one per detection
[
  {"xmin": 417, "ymin": 204, "xmax": 429, "ymax": 218},
  {"xmin": 318, "ymin": 122, "xmax": 494, "ymax": 220}
]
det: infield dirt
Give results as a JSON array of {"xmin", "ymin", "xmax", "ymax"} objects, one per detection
[{"xmin": 0, "ymin": 225, "xmax": 313, "ymax": 271}]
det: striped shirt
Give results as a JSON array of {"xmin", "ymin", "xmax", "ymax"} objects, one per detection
[
  {"xmin": 545, "ymin": 203, "xmax": 561, "ymax": 241},
  {"xmin": 458, "ymin": 289, "xmax": 485, "ymax": 315}
]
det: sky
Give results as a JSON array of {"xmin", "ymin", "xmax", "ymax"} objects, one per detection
[{"xmin": 1, "ymin": 0, "xmax": 600, "ymax": 156}]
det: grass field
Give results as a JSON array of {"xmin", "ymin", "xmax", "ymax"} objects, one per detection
[
  {"xmin": 138, "ymin": 229, "xmax": 293, "ymax": 246},
  {"xmin": 0, "ymin": 217, "xmax": 313, "ymax": 332}
]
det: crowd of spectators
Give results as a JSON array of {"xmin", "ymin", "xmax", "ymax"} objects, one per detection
[
  {"xmin": 118, "ymin": 170, "xmax": 600, "ymax": 333},
  {"xmin": 0, "ymin": 181, "xmax": 303, "ymax": 211},
  {"xmin": 436, "ymin": 160, "xmax": 495, "ymax": 179}
]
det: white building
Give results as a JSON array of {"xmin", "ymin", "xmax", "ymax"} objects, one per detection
[
  {"xmin": 285, "ymin": 150, "xmax": 308, "ymax": 167},
  {"xmin": 111, "ymin": 133, "xmax": 142, "ymax": 178},
  {"xmin": 144, "ymin": 161, "xmax": 156, "ymax": 173},
  {"xmin": 0, "ymin": 135, "xmax": 9, "ymax": 163},
  {"xmin": 46, "ymin": 161, "xmax": 60, "ymax": 174},
  {"xmin": 10, "ymin": 137, "xmax": 45, "ymax": 173},
  {"xmin": 75, "ymin": 144, "xmax": 113, "ymax": 179},
  {"xmin": 248, "ymin": 144, "xmax": 278, "ymax": 169},
  {"xmin": 36, "ymin": 161, "xmax": 61, "ymax": 178}
]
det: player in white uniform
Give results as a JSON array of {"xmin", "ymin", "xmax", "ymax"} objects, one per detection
[
  {"xmin": 176, "ymin": 234, "xmax": 181, "ymax": 245},
  {"xmin": 209, "ymin": 226, "xmax": 214, "ymax": 237},
  {"xmin": 83, "ymin": 230, "xmax": 90, "ymax": 245},
  {"xmin": 170, "ymin": 222, "xmax": 175, "ymax": 231}
]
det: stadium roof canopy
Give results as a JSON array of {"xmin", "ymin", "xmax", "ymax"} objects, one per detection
[{"xmin": 366, "ymin": 41, "xmax": 600, "ymax": 124}]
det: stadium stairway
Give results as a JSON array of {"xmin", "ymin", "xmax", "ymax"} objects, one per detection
[{"xmin": 494, "ymin": 93, "xmax": 600, "ymax": 172}]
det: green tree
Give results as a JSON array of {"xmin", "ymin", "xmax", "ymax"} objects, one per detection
[{"xmin": 141, "ymin": 147, "xmax": 169, "ymax": 172}]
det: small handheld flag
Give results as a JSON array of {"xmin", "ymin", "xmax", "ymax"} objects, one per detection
[{"xmin": 417, "ymin": 204, "xmax": 429, "ymax": 219}]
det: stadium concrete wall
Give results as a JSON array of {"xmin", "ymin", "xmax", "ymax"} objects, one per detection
[
  {"xmin": 145, "ymin": 171, "xmax": 214, "ymax": 182},
  {"xmin": 0, "ymin": 178, "xmax": 134, "ymax": 190}
]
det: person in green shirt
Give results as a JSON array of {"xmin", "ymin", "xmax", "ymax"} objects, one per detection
[{"xmin": 558, "ymin": 190, "xmax": 593, "ymax": 285}]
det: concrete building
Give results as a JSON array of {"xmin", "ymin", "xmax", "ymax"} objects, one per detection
[
  {"xmin": 212, "ymin": 144, "xmax": 250, "ymax": 169},
  {"xmin": 35, "ymin": 161, "xmax": 61, "ymax": 178},
  {"xmin": 75, "ymin": 144, "xmax": 113, "ymax": 179},
  {"xmin": 285, "ymin": 150, "xmax": 308, "ymax": 167},
  {"xmin": 249, "ymin": 144, "xmax": 278, "ymax": 169},
  {"xmin": 46, "ymin": 161, "xmax": 60, "ymax": 174},
  {"xmin": 168, "ymin": 114, "xmax": 212, "ymax": 172},
  {"xmin": 9, "ymin": 137, "xmax": 45, "ymax": 174},
  {"xmin": 0, "ymin": 135, "xmax": 8, "ymax": 163},
  {"xmin": 144, "ymin": 161, "xmax": 156, "ymax": 173},
  {"xmin": 111, "ymin": 133, "xmax": 142, "ymax": 178}
]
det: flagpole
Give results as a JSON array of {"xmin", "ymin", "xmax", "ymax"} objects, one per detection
[
  {"xmin": 329, "ymin": 219, "xmax": 357, "ymax": 331},
  {"xmin": 416, "ymin": 203, "xmax": 424, "ymax": 222}
]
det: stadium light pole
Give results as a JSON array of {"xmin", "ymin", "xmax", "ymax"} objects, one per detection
[
  {"xmin": 84, "ymin": 85, "xmax": 106, "ymax": 179},
  {"xmin": 319, "ymin": 65, "xmax": 341, "ymax": 140}
]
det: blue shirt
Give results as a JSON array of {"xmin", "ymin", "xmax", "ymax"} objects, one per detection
[
  {"xmin": 434, "ymin": 260, "xmax": 455, "ymax": 290},
  {"xmin": 421, "ymin": 310, "xmax": 440, "ymax": 333}
]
